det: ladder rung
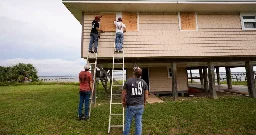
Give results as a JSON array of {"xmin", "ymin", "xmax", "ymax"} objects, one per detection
[
  {"xmin": 110, "ymin": 125, "xmax": 123, "ymax": 128},
  {"xmin": 111, "ymin": 103, "xmax": 122, "ymax": 105},
  {"xmin": 112, "ymin": 71, "xmax": 124, "ymax": 72},
  {"xmin": 113, "ymin": 63, "xmax": 123, "ymax": 65},
  {"xmin": 112, "ymin": 94, "xmax": 122, "ymax": 96},
  {"xmin": 111, "ymin": 114, "xmax": 123, "ymax": 116},
  {"xmin": 112, "ymin": 85, "xmax": 123, "ymax": 87}
]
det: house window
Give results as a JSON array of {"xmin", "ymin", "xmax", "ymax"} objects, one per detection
[
  {"xmin": 100, "ymin": 12, "xmax": 138, "ymax": 32},
  {"xmin": 167, "ymin": 67, "xmax": 172, "ymax": 78},
  {"xmin": 178, "ymin": 12, "xmax": 198, "ymax": 31},
  {"xmin": 240, "ymin": 12, "xmax": 256, "ymax": 30},
  {"xmin": 122, "ymin": 12, "xmax": 138, "ymax": 32},
  {"xmin": 100, "ymin": 13, "xmax": 116, "ymax": 32}
]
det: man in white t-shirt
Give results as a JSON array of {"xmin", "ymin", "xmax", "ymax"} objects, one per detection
[{"xmin": 114, "ymin": 17, "xmax": 126, "ymax": 53}]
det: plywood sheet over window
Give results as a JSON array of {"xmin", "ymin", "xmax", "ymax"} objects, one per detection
[
  {"xmin": 180, "ymin": 12, "xmax": 197, "ymax": 30},
  {"xmin": 122, "ymin": 12, "xmax": 138, "ymax": 32},
  {"xmin": 100, "ymin": 13, "xmax": 116, "ymax": 32}
]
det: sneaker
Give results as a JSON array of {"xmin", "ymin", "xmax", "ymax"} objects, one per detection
[
  {"xmin": 78, "ymin": 115, "xmax": 83, "ymax": 121},
  {"xmin": 89, "ymin": 50, "xmax": 94, "ymax": 53},
  {"xmin": 84, "ymin": 116, "xmax": 90, "ymax": 120},
  {"xmin": 94, "ymin": 50, "xmax": 98, "ymax": 53}
]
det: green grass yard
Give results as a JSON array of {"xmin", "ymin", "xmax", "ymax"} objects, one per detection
[{"xmin": 1, "ymin": 85, "xmax": 256, "ymax": 135}]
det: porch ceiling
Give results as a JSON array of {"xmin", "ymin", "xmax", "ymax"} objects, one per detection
[
  {"xmin": 91, "ymin": 56, "xmax": 256, "ymax": 68},
  {"xmin": 63, "ymin": 2, "xmax": 256, "ymax": 24},
  {"xmin": 98, "ymin": 61, "xmax": 256, "ymax": 69}
]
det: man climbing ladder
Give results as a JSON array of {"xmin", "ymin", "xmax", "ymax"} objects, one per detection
[
  {"xmin": 89, "ymin": 16, "xmax": 104, "ymax": 53},
  {"xmin": 114, "ymin": 17, "xmax": 126, "ymax": 53}
]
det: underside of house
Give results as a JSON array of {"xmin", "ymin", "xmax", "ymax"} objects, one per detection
[{"xmin": 63, "ymin": 0, "xmax": 256, "ymax": 98}]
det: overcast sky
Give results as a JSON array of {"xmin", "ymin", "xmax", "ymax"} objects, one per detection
[
  {"xmin": 0, "ymin": 0, "xmax": 253, "ymax": 76},
  {"xmin": 0, "ymin": 0, "xmax": 84, "ymax": 76}
]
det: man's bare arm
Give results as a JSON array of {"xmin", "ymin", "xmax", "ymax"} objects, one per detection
[
  {"xmin": 144, "ymin": 90, "xmax": 149, "ymax": 106},
  {"xmin": 96, "ymin": 27, "xmax": 104, "ymax": 33},
  {"xmin": 122, "ymin": 89, "xmax": 127, "ymax": 107},
  {"xmin": 90, "ymin": 81, "xmax": 93, "ymax": 92}
]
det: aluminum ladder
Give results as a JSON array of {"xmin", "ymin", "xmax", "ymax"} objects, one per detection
[
  {"xmin": 86, "ymin": 52, "xmax": 98, "ymax": 118},
  {"xmin": 108, "ymin": 46, "xmax": 125, "ymax": 133}
]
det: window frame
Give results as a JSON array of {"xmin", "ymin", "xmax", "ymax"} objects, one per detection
[
  {"xmin": 167, "ymin": 67, "xmax": 172, "ymax": 78},
  {"xmin": 240, "ymin": 12, "xmax": 256, "ymax": 30},
  {"xmin": 178, "ymin": 12, "xmax": 198, "ymax": 31}
]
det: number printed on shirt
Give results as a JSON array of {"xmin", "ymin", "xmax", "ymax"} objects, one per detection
[
  {"xmin": 92, "ymin": 23, "xmax": 95, "ymax": 28},
  {"xmin": 131, "ymin": 81, "xmax": 143, "ymax": 96}
]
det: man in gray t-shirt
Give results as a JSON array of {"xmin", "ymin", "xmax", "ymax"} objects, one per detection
[{"xmin": 122, "ymin": 67, "xmax": 149, "ymax": 135}]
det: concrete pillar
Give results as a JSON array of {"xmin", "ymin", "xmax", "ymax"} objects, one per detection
[
  {"xmin": 172, "ymin": 63, "xmax": 178, "ymax": 101},
  {"xmin": 216, "ymin": 67, "xmax": 221, "ymax": 86},
  {"xmin": 225, "ymin": 67, "xmax": 232, "ymax": 89},
  {"xmin": 203, "ymin": 67, "xmax": 208, "ymax": 92},
  {"xmin": 199, "ymin": 68, "xmax": 204, "ymax": 88},
  {"xmin": 208, "ymin": 62, "xmax": 217, "ymax": 99},
  {"xmin": 245, "ymin": 61, "xmax": 256, "ymax": 98}
]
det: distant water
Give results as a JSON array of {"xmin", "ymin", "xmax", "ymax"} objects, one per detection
[
  {"xmin": 39, "ymin": 72, "xmax": 253, "ymax": 83},
  {"xmin": 39, "ymin": 71, "xmax": 126, "ymax": 82},
  {"xmin": 189, "ymin": 72, "xmax": 255, "ymax": 82},
  {"xmin": 39, "ymin": 76, "xmax": 79, "ymax": 82}
]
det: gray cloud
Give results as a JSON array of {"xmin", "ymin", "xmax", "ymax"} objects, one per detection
[{"xmin": 0, "ymin": 0, "xmax": 82, "ymax": 60}]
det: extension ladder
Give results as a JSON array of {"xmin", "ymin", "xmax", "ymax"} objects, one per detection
[
  {"xmin": 86, "ymin": 52, "xmax": 98, "ymax": 118},
  {"xmin": 108, "ymin": 45, "xmax": 125, "ymax": 133}
]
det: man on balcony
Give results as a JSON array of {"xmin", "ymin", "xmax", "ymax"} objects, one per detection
[{"xmin": 114, "ymin": 17, "xmax": 126, "ymax": 53}]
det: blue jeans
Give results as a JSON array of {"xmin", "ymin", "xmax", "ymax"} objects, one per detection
[
  {"xmin": 78, "ymin": 91, "xmax": 91, "ymax": 117},
  {"xmin": 123, "ymin": 105, "xmax": 144, "ymax": 135},
  {"xmin": 115, "ymin": 32, "xmax": 124, "ymax": 51},
  {"xmin": 88, "ymin": 33, "xmax": 98, "ymax": 51}
]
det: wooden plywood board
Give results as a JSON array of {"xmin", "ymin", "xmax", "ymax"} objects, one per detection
[
  {"xmin": 180, "ymin": 12, "xmax": 196, "ymax": 30},
  {"xmin": 122, "ymin": 12, "xmax": 138, "ymax": 31},
  {"xmin": 100, "ymin": 13, "xmax": 116, "ymax": 32}
]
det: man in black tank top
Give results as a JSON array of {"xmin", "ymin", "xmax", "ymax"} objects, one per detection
[
  {"xmin": 122, "ymin": 67, "xmax": 149, "ymax": 135},
  {"xmin": 88, "ymin": 16, "xmax": 104, "ymax": 53}
]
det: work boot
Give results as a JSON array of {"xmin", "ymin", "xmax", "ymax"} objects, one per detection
[
  {"xmin": 78, "ymin": 114, "xmax": 84, "ymax": 121},
  {"xmin": 84, "ymin": 116, "xmax": 90, "ymax": 121}
]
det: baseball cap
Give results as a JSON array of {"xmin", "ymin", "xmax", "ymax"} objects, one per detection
[
  {"xmin": 84, "ymin": 63, "xmax": 91, "ymax": 70},
  {"xmin": 95, "ymin": 16, "xmax": 101, "ymax": 21},
  {"xmin": 118, "ymin": 17, "xmax": 122, "ymax": 21}
]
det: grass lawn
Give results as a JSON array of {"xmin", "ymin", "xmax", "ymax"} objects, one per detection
[{"xmin": 1, "ymin": 85, "xmax": 256, "ymax": 135}]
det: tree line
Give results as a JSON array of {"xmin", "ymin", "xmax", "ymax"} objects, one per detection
[{"xmin": 0, "ymin": 63, "xmax": 38, "ymax": 82}]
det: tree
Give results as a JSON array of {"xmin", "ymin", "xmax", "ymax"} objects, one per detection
[{"xmin": 0, "ymin": 63, "xmax": 38, "ymax": 82}]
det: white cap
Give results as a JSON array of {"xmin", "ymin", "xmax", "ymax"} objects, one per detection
[
  {"xmin": 133, "ymin": 66, "xmax": 141, "ymax": 70},
  {"xmin": 84, "ymin": 63, "xmax": 90, "ymax": 70}
]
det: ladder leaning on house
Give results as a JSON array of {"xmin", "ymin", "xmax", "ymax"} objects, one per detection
[
  {"xmin": 108, "ymin": 43, "xmax": 125, "ymax": 133},
  {"xmin": 86, "ymin": 52, "xmax": 98, "ymax": 119}
]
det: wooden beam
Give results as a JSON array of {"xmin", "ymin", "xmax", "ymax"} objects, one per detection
[
  {"xmin": 91, "ymin": 64, "xmax": 96, "ymax": 106},
  {"xmin": 109, "ymin": 69, "xmax": 112, "ymax": 91},
  {"xmin": 199, "ymin": 68, "xmax": 203, "ymax": 86},
  {"xmin": 225, "ymin": 67, "xmax": 232, "ymax": 89},
  {"xmin": 94, "ymin": 57, "xmax": 256, "ymax": 64},
  {"xmin": 186, "ymin": 69, "xmax": 189, "ymax": 88},
  {"xmin": 190, "ymin": 69, "xmax": 193, "ymax": 83},
  {"xmin": 208, "ymin": 62, "xmax": 217, "ymax": 99},
  {"xmin": 245, "ymin": 61, "xmax": 256, "ymax": 98},
  {"xmin": 216, "ymin": 67, "xmax": 221, "ymax": 86},
  {"xmin": 172, "ymin": 63, "xmax": 178, "ymax": 101},
  {"xmin": 203, "ymin": 67, "xmax": 208, "ymax": 92},
  {"xmin": 81, "ymin": 12, "xmax": 85, "ymax": 58}
]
